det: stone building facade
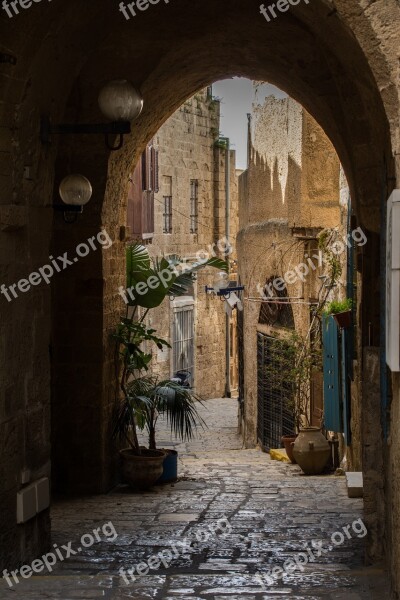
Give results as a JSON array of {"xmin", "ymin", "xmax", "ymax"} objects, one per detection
[
  {"xmin": 126, "ymin": 88, "xmax": 238, "ymax": 398},
  {"xmin": 238, "ymin": 95, "xmax": 350, "ymax": 453},
  {"xmin": 1, "ymin": 0, "xmax": 400, "ymax": 594}
]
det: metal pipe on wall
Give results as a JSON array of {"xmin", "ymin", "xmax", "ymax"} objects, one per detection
[
  {"xmin": 225, "ymin": 139, "xmax": 231, "ymax": 398},
  {"xmin": 218, "ymin": 136, "xmax": 232, "ymax": 398}
]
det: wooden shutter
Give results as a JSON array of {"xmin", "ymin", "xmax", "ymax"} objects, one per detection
[
  {"xmin": 151, "ymin": 147, "xmax": 159, "ymax": 193},
  {"xmin": 143, "ymin": 190, "xmax": 154, "ymax": 238},
  {"xmin": 126, "ymin": 151, "xmax": 154, "ymax": 239},
  {"xmin": 141, "ymin": 149, "xmax": 147, "ymax": 191},
  {"xmin": 127, "ymin": 159, "xmax": 142, "ymax": 236}
]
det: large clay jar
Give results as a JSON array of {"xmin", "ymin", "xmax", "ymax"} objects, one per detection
[
  {"xmin": 120, "ymin": 448, "xmax": 165, "ymax": 489},
  {"xmin": 292, "ymin": 428, "xmax": 331, "ymax": 475}
]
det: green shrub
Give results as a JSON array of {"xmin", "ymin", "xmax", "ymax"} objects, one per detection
[{"xmin": 323, "ymin": 298, "xmax": 353, "ymax": 316}]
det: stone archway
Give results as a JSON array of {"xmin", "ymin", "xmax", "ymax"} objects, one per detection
[{"xmin": 1, "ymin": 0, "xmax": 399, "ymax": 590}]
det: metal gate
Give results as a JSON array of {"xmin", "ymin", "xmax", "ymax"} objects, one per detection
[
  {"xmin": 172, "ymin": 303, "xmax": 194, "ymax": 380},
  {"xmin": 257, "ymin": 332, "xmax": 295, "ymax": 451}
]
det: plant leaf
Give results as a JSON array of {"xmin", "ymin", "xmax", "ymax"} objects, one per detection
[{"xmin": 126, "ymin": 244, "xmax": 151, "ymax": 291}]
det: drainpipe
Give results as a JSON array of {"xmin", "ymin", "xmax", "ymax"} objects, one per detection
[
  {"xmin": 380, "ymin": 158, "xmax": 394, "ymax": 440},
  {"xmin": 222, "ymin": 138, "xmax": 231, "ymax": 398}
]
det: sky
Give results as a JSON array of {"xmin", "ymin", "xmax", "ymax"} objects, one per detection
[{"xmin": 212, "ymin": 78, "xmax": 287, "ymax": 170}]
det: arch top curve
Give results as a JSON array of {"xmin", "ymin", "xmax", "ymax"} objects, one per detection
[{"xmin": 1, "ymin": 0, "xmax": 398, "ymax": 232}]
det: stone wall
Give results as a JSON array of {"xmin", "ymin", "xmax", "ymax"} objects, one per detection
[
  {"xmin": 130, "ymin": 88, "xmax": 238, "ymax": 399},
  {"xmin": 362, "ymin": 347, "xmax": 386, "ymax": 562},
  {"xmin": 237, "ymin": 95, "xmax": 346, "ymax": 448},
  {"xmin": 387, "ymin": 370, "xmax": 400, "ymax": 598}
]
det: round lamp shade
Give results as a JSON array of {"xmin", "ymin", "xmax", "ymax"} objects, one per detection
[
  {"xmin": 213, "ymin": 271, "xmax": 229, "ymax": 292},
  {"xmin": 98, "ymin": 80, "xmax": 143, "ymax": 122},
  {"xmin": 59, "ymin": 174, "xmax": 92, "ymax": 206}
]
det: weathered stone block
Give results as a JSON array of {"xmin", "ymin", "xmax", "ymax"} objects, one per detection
[{"xmin": 346, "ymin": 472, "xmax": 363, "ymax": 498}]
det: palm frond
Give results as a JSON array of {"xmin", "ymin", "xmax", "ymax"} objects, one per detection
[
  {"xmin": 189, "ymin": 257, "xmax": 229, "ymax": 273},
  {"xmin": 153, "ymin": 380, "xmax": 206, "ymax": 441},
  {"xmin": 126, "ymin": 244, "xmax": 151, "ymax": 289},
  {"xmin": 112, "ymin": 398, "xmax": 136, "ymax": 446},
  {"xmin": 169, "ymin": 272, "xmax": 196, "ymax": 297}
]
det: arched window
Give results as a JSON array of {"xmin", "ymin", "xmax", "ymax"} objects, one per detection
[{"xmin": 258, "ymin": 275, "xmax": 295, "ymax": 329}]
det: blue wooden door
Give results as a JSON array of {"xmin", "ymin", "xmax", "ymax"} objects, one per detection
[{"xmin": 322, "ymin": 315, "xmax": 342, "ymax": 432}]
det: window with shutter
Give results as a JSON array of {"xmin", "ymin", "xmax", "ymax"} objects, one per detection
[
  {"xmin": 147, "ymin": 145, "xmax": 152, "ymax": 191},
  {"xmin": 127, "ymin": 141, "xmax": 155, "ymax": 240},
  {"xmin": 141, "ymin": 149, "xmax": 147, "ymax": 191},
  {"xmin": 151, "ymin": 147, "xmax": 159, "ymax": 193}
]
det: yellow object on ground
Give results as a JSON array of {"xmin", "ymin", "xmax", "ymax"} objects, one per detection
[{"xmin": 270, "ymin": 448, "xmax": 291, "ymax": 463}]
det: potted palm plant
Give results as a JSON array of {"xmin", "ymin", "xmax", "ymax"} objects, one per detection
[
  {"xmin": 112, "ymin": 319, "xmax": 170, "ymax": 489},
  {"xmin": 112, "ymin": 243, "xmax": 227, "ymax": 488},
  {"xmin": 127, "ymin": 376, "xmax": 205, "ymax": 483}
]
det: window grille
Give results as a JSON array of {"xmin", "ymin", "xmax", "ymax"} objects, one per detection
[
  {"xmin": 163, "ymin": 195, "xmax": 172, "ymax": 234},
  {"xmin": 173, "ymin": 304, "xmax": 194, "ymax": 383},
  {"xmin": 190, "ymin": 179, "xmax": 198, "ymax": 233},
  {"xmin": 257, "ymin": 333, "xmax": 295, "ymax": 450}
]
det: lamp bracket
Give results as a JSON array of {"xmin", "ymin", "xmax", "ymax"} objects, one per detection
[
  {"xmin": 52, "ymin": 204, "xmax": 83, "ymax": 224},
  {"xmin": 205, "ymin": 285, "xmax": 245, "ymax": 300},
  {"xmin": 53, "ymin": 204, "xmax": 83, "ymax": 213},
  {"xmin": 40, "ymin": 116, "xmax": 131, "ymax": 148}
]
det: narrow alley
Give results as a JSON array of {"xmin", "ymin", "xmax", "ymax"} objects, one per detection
[
  {"xmin": 0, "ymin": 399, "xmax": 388, "ymax": 599},
  {"xmin": 2, "ymin": 1, "xmax": 400, "ymax": 596}
]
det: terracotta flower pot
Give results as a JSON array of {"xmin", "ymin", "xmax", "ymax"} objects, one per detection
[
  {"xmin": 292, "ymin": 428, "xmax": 331, "ymax": 475},
  {"xmin": 333, "ymin": 310, "xmax": 352, "ymax": 329},
  {"xmin": 281, "ymin": 434, "xmax": 298, "ymax": 464},
  {"xmin": 120, "ymin": 448, "xmax": 165, "ymax": 489}
]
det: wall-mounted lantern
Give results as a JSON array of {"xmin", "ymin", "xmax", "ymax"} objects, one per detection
[
  {"xmin": 54, "ymin": 174, "xmax": 93, "ymax": 223},
  {"xmin": 41, "ymin": 80, "xmax": 143, "ymax": 151},
  {"xmin": 205, "ymin": 271, "xmax": 244, "ymax": 302}
]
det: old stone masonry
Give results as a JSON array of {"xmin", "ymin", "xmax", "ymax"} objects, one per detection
[{"xmin": 0, "ymin": 399, "xmax": 388, "ymax": 599}]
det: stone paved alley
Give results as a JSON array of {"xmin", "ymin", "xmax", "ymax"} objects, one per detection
[{"xmin": 0, "ymin": 399, "xmax": 389, "ymax": 599}]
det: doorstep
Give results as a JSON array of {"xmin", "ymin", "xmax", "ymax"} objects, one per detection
[{"xmin": 346, "ymin": 471, "xmax": 363, "ymax": 498}]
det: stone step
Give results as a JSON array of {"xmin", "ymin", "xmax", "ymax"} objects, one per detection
[{"xmin": 346, "ymin": 471, "xmax": 363, "ymax": 498}]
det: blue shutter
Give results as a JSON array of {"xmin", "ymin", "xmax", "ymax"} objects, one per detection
[{"xmin": 323, "ymin": 315, "xmax": 342, "ymax": 432}]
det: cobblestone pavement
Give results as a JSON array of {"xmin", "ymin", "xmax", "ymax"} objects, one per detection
[{"xmin": 0, "ymin": 399, "xmax": 389, "ymax": 599}]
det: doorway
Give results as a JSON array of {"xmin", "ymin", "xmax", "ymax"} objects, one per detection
[{"xmin": 172, "ymin": 298, "xmax": 195, "ymax": 387}]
